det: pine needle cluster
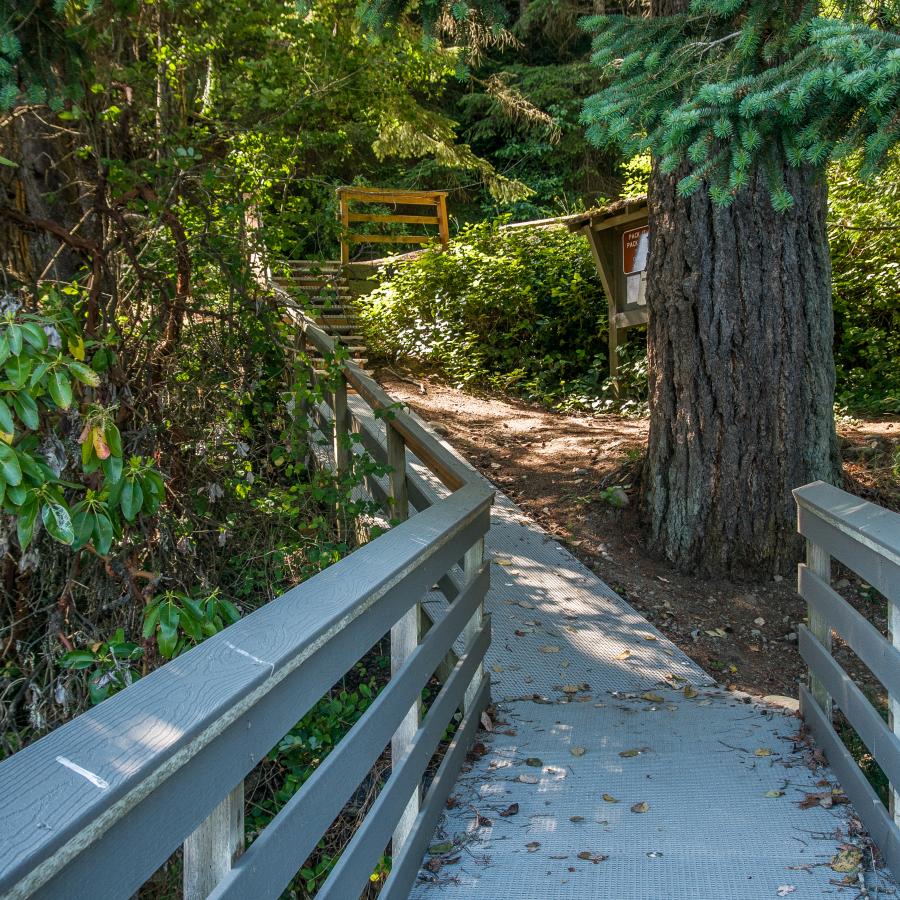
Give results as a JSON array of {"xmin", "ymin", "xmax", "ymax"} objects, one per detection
[{"xmin": 580, "ymin": 1, "xmax": 900, "ymax": 209}]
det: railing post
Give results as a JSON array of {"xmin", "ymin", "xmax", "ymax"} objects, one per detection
[
  {"xmin": 462, "ymin": 537, "xmax": 485, "ymax": 715},
  {"xmin": 806, "ymin": 540, "xmax": 832, "ymax": 718},
  {"xmin": 388, "ymin": 422, "xmax": 420, "ymax": 853},
  {"xmin": 890, "ymin": 597, "xmax": 900, "ymax": 826},
  {"xmin": 183, "ymin": 781, "xmax": 244, "ymax": 900}
]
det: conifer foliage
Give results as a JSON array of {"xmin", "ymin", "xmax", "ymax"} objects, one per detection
[{"xmin": 581, "ymin": 1, "xmax": 900, "ymax": 210}]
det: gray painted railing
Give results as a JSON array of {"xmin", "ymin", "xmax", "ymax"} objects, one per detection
[
  {"xmin": 0, "ymin": 311, "xmax": 494, "ymax": 900},
  {"xmin": 794, "ymin": 480, "xmax": 900, "ymax": 876}
]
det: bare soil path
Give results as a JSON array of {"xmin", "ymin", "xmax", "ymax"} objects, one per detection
[{"xmin": 378, "ymin": 369, "xmax": 899, "ymax": 707}]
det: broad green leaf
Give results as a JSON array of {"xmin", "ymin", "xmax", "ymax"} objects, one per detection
[
  {"xmin": 59, "ymin": 650, "xmax": 97, "ymax": 670},
  {"xmin": 0, "ymin": 443, "xmax": 22, "ymax": 486},
  {"xmin": 48, "ymin": 371, "xmax": 73, "ymax": 409},
  {"xmin": 105, "ymin": 423, "xmax": 123, "ymax": 457},
  {"xmin": 12, "ymin": 393, "xmax": 39, "ymax": 430},
  {"xmin": 7, "ymin": 325, "xmax": 22, "ymax": 356},
  {"xmin": 142, "ymin": 604, "xmax": 161, "ymax": 639},
  {"xmin": 93, "ymin": 511, "xmax": 114, "ymax": 554},
  {"xmin": 101, "ymin": 454, "xmax": 123, "ymax": 484},
  {"xmin": 42, "ymin": 503, "xmax": 74, "ymax": 544},
  {"xmin": 72, "ymin": 509, "xmax": 94, "ymax": 549},
  {"xmin": 0, "ymin": 156, "xmax": 17, "ymax": 167},
  {"xmin": 67, "ymin": 360, "xmax": 101, "ymax": 387},
  {"xmin": 0, "ymin": 398, "xmax": 14, "ymax": 435},
  {"xmin": 29, "ymin": 361, "xmax": 51, "ymax": 387},
  {"xmin": 120, "ymin": 477, "xmax": 143, "ymax": 521},
  {"xmin": 21, "ymin": 323, "xmax": 47, "ymax": 351},
  {"xmin": 17, "ymin": 495, "xmax": 38, "ymax": 549}
]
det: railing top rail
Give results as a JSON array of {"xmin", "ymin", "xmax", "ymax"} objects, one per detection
[
  {"xmin": 0, "ymin": 481, "xmax": 492, "ymax": 896},
  {"xmin": 794, "ymin": 480, "xmax": 900, "ymax": 569}
]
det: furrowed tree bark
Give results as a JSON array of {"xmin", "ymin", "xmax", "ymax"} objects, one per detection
[
  {"xmin": 642, "ymin": 160, "xmax": 841, "ymax": 578},
  {"xmin": 641, "ymin": 0, "xmax": 841, "ymax": 579}
]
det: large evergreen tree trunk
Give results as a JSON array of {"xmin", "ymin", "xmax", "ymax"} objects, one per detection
[
  {"xmin": 639, "ymin": 0, "xmax": 842, "ymax": 579},
  {"xmin": 642, "ymin": 160, "xmax": 842, "ymax": 578}
]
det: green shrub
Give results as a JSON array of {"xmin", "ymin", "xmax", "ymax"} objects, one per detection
[
  {"xmin": 358, "ymin": 220, "xmax": 612, "ymax": 407},
  {"xmin": 829, "ymin": 155, "xmax": 900, "ymax": 414}
]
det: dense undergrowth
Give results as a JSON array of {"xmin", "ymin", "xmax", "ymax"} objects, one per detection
[{"xmin": 361, "ymin": 156, "xmax": 900, "ymax": 418}]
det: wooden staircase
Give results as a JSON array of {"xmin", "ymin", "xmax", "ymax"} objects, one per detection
[{"xmin": 273, "ymin": 260, "xmax": 371, "ymax": 372}]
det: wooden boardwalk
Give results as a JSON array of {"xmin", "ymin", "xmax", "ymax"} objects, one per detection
[{"xmin": 404, "ymin": 480, "xmax": 897, "ymax": 897}]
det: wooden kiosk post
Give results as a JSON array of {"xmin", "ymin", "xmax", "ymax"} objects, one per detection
[{"xmin": 567, "ymin": 197, "xmax": 649, "ymax": 396}]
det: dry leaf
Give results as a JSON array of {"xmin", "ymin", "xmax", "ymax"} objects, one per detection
[
  {"xmin": 830, "ymin": 848, "xmax": 862, "ymax": 873},
  {"xmin": 764, "ymin": 790, "xmax": 784, "ymax": 798},
  {"xmin": 525, "ymin": 757, "xmax": 543, "ymax": 767},
  {"xmin": 630, "ymin": 801, "xmax": 649, "ymax": 814},
  {"xmin": 481, "ymin": 712, "xmax": 493, "ymax": 732},
  {"xmin": 754, "ymin": 748, "xmax": 772, "ymax": 757},
  {"xmin": 497, "ymin": 559, "xmax": 513, "ymax": 566},
  {"xmin": 518, "ymin": 774, "xmax": 539, "ymax": 784},
  {"xmin": 683, "ymin": 685, "xmax": 698, "ymax": 699},
  {"xmin": 602, "ymin": 793, "xmax": 619, "ymax": 803},
  {"xmin": 500, "ymin": 803, "xmax": 519, "ymax": 817},
  {"xmin": 492, "ymin": 664, "xmax": 504, "ymax": 673},
  {"xmin": 614, "ymin": 649, "xmax": 632, "ymax": 661},
  {"xmin": 619, "ymin": 747, "xmax": 649, "ymax": 758},
  {"xmin": 641, "ymin": 692, "xmax": 665, "ymax": 703},
  {"xmin": 577, "ymin": 851, "xmax": 608, "ymax": 864},
  {"xmin": 525, "ymin": 841, "xmax": 541, "ymax": 853},
  {"xmin": 569, "ymin": 815, "xmax": 584, "ymax": 822},
  {"xmin": 570, "ymin": 746, "xmax": 587, "ymax": 757}
]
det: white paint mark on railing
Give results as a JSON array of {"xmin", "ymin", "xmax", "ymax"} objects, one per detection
[
  {"xmin": 55, "ymin": 756, "xmax": 110, "ymax": 790},
  {"xmin": 224, "ymin": 641, "xmax": 276, "ymax": 676}
]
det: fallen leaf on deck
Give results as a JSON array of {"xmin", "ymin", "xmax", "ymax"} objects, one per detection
[
  {"xmin": 570, "ymin": 815, "xmax": 584, "ymax": 822},
  {"xmin": 683, "ymin": 685, "xmax": 698, "ymax": 699},
  {"xmin": 577, "ymin": 851, "xmax": 609, "ymax": 864},
  {"xmin": 525, "ymin": 757, "xmax": 544, "ymax": 767},
  {"xmin": 518, "ymin": 774, "xmax": 539, "ymax": 784},
  {"xmin": 539, "ymin": 645, "xmax": 561, "ymax": 653},
  {"xmin": 614, "ymin": 649, "xmax": 632, "ymax": 660},
  {"xmin": 830, "ymin": 847, "xmax": 862, "ymax": 873},
  {"xmin": 641, "ymin": 692, "xmax": 664, "ymax": 703},
  {"xmin": 492, "ymin": 664, "xmax": 504, "ymax": 673},
  {"xmin": 570, "ymin": 746, "xmax": 587, "ymax": 757},
  {"xmin": 481, "ymin": 712, "xmax": 493, "ymax": 731},
  {"xmin": 525, "ymin": 842, "xmax": 541, "ymax": 852},
  {"xmin": 517, "ymin": 600, "xmax": 534, "ymax": 609},
  {"xmin": 619, "ymin": 747, "xmax": 649, "ymax": 758},
  {"xmin": 499, "ymin": 803, "xmax": 519, "ymax": 817},
  {"xmin": 641, "ymin": 633, "xmax": 657, "ymax": 641},
  {"xmin": 630, "ymin": 801, "xmax": 649, "ymax": 814},
  {"xmin": 754, "ymin": 748, "xmax": 772, "ymax": 757},
  {"xmin": 776, "ymin": 887, "xmax": 796, "ymax": 897},
  {"xmin": 428, "ymin": 842, "xmax": 454, "ymax": 855},
  {"xmin": 602, "ymin": 794, "xmax": 619, "ymax": 803},
  {"xmin": 764, "ymin": 790, "xmax": 784, "ymax": 798},
  {"xmin": 497, "ymin": 559, "xmax": 513, "ymax": 566},
  {"xmin": 503, "ymin": 729, "xmax": 517, "ymax": 737}
]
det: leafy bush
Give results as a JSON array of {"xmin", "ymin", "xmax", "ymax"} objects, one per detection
[
  {"xmin": 358, "ymin": 221, "xmax": 613, "ymax": 407},
  {"xmin": 829, "ymin": 155, "xmax": 900, "ymax": 414}
]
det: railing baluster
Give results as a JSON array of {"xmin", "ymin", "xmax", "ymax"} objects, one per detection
[
  {"xmin": 388, "ymin": 422, "xmax": 419, "ymax": 853},
  {"xmin": 891, "ymin": 597, "xmax": 900, "ymax": 826},
  {"xmin": 332, "ymin": 371, "xmax": 350, "ymax": 478},
  {"xmin": 806, "ymin": 540, "xmax": 832, "ymax": 718},
  {"xmin": 183, "ymin": 780, "xmax": 244, "ymax": 900},
  {"xmin": 462, "ymin": 537, "xmax": 486, "ymax": 714}
]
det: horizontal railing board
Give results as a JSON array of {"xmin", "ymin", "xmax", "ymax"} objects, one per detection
[
  {"xmin": 799, "ymin": 626, "xmax": 900, "ymax": 787},
  {"xmin": 17, "ymin": 562, "xmax": 446, "ymax": 900},
  {"xmin": 800, "ymin": 686, "xmax": 900, "ymax": 877},
  {"xmin": 799, "ymin": 565, "xmax": 900, "ymax": 696},
  {"xmin": 207, "ymin": 567, "xmax": 489, "ymax": 900},
  {"xmin": 795, "ymin": 481, "xmax": 900, "ymax": 601},
  {"xmin": 381, "ymin": 673, "xmax": 490, "ymax": 900},
  {"xmin": 346, "ymin": 233, "xmax": 434, "ymax": 245},
  {"xmin": 316, "ymin": 622, "xmax": 490, "ymax": 900},
  {"xmin": 0, "ymin": 483, "xmax": 491, "ymax": 898},
  {"xmin": 347, "ymin": 213, "xmax": 440, "ymax": 226}
]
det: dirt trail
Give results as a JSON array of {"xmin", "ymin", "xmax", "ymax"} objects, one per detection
[{"xmin": 379, "ymin": 369, "xmax": 899, "ymax": 704}]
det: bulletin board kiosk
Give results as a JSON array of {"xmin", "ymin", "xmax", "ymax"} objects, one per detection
[{"xmin": 567, "ymin": 196, "xmax": 649, "ymax": 394}]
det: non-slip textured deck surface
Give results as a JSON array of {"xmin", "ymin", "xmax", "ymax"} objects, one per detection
[{"xmin": 411, "ymin": 492, "xmax": 894, "ymax": 899}]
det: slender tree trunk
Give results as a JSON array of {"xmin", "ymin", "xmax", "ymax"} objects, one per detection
[{"xmin": 642, "ymin": 161, "xmax": 841, "ymax": 578}]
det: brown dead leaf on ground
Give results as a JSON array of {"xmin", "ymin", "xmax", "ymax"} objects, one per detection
[
  {"xmin": 499, "ymin": 803, "xmax": 519, "ymax": 817},
  {"xmin": 630, "ymin": 801, "xmax": 649, "ymax": 814}
]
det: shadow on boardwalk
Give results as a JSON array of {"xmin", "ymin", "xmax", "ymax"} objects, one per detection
[{"xmin": 413, "ymin": 493, "xmax": 895, "ymax": 899}]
